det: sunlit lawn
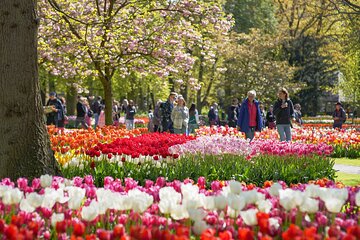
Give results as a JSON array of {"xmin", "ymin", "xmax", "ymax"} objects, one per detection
[
  {"xmin": 335, "ymin": 172, "xmax": 360, "ymax": 186},
  {"xmin": 333, "ymin": 157, "xmax": 360, "ymax": 167}
]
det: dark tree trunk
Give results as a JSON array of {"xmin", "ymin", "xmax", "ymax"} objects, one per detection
[
  {"xmin": 0, "ymin": 0, "xmax": 61, "ymax": 179},
  {"xmin": 66, "ymin": 83, "xmax": 77, "ymax": 115},
  {"xmin": 102, "ymin": 79, "xmax": 113, "ymax": 125}
]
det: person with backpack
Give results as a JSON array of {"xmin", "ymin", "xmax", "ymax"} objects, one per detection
[{"xmin": 333, "ymin": 102, "xmax": 346, "ymax": 129}]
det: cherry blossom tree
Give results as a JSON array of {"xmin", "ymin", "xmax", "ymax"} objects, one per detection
[{"xmin": 38, "ymin": 0, "xmax": 232, "ymax": 124}]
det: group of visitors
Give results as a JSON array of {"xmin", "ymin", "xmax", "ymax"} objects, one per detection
[
  {"xmin": 46, "ymin": 88, "xmax": 348, "ymax": 138},
  {"xmin": 45, "ymin": 92, "xmax": 138, "ymax": 131},
  {"xmin": 148, "ymin": 92, "xmax": 199, "ymax": 135}
]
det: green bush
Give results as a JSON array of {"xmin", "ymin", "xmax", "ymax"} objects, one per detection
[{"xmin": 62, "ymin": 154, "xmax": 336, "ymax": 186}]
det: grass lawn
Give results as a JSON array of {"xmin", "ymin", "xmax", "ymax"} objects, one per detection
[
  {"xmin": 335, "ymin": 172, "xmax": 360, "ymax": 186},
  {"xmin": 333, "ymin": 157, "xmax": 360, "ymax": 167}
]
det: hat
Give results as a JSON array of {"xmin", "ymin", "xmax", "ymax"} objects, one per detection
[
  {"xmin": 177, "ymin": 95, "xmax": 184, "ymax": 101},
  {"xmin": 49, "ymin": 92, "xmax": 57, "ymax": 97}
]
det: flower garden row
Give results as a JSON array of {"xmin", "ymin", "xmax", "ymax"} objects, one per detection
[{"xmin": 0, "ymin": 175, "xmax": 359, "ymax": 239}]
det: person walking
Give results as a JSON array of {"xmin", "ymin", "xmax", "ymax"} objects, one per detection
[
  {"xmin": 294, "ymin": 104, "xmax": 303, "ymax": 126},
  {"xmin": 188, "ymin": 103, "xmax": 199, "ymax": 134},
  {"xmin": 333, "ymin": 102, "xmax": 346, "ymax": 129},
  {"xmin": 160, "ymin": 92, "xmax": 177, "ymax": 133},
  {"xmin": 45, "ymin": 92, "xmax": 65, "ymax": 128},
  {"xmin": 237, "ymin": 90, "xmax": 263, "ymax": 140},
  {"xmin": 58, "ymin": 96, "xmax": 67, "ymax": 133},
  {"xmin": 171, "ymin": 96, "xmax": 189, "ymax": 134},
  {"xmin": 227, "ymin": 98, "xmax": 238, "ymax": 128},
  {"xmin": 91, "ymin": 96, "xmax": 103, "ymax": 129},
  {"xmin": 265, "ymin": 105, "xmax": 276, "ymax": 129},
  {"xmin": 208, "ymin": 103, "xmax": 219, "ymax": 127},
  {"xmin": 273, "ymin": 88, "xmax": 295, "ymax": 142},
  {"xmin": 153, "ymin": 100, "xmax": 162, "ymax": 132},
  {"xmin": 75, "ymin": 96, "xmax": 89, "ymax": 129},
  {"xmin": 125, "ymin": 100, "xmax": 136, "ymax": 130}
]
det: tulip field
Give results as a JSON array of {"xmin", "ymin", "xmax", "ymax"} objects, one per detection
[{"xmin": 0, "ymin": 125, "xmax": 359, "ymax": 239}]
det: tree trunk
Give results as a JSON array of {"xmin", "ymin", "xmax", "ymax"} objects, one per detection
[
  {"xmin": 197, "ymin": 55, "xmax": 205, "ymax": 114},
  {"xmin": 66, "ymin": 83, "xmax": 77, "ymax": 115},
  {"xmin": 0, "ymin": 0, "xmax": 61, "ymax": 179},
  {"xmin": 103, "ymin": 80, "xmax": 113, "ymax": 125}
]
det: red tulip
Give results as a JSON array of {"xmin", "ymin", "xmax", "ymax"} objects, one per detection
[
  {"xmin": 237, "ymin": 228, "xmax": 254, "ymax": 240},
  {"xmin": 73, "ymin": 222, "xmax": 85, "ymax": 236},
  {"xmin": 56, "ymin": 221, "xmax": 67, "ymax": 233}
]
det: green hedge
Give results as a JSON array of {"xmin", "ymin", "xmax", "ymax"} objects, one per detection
[{"xmin": 62, "ymin": 154, "xmax": 336, "ymax": 186}]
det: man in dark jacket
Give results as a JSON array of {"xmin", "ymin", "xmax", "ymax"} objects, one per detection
[
  {"xmin": 91, "ymin": 96, "xmax": 102, "ymax": 129},
  {"xmin": 227, "ymin": 98, "xmax": 238, "ymax": 128},
  {"xmin": 237, "ymin": 90, "xmax": 263, "ymax": 140},
  {"xmin": 333, "ymin": 102, "xmax": 346, "ymax": 129},
  {"xmin": 160, "ymin": 92, "xmax": 177, "ymax": 133},
  {"xmin": 45, "ymin": 92, "xmax": 64, "ymax": 127},
  {"xmin": 75, "ymin": 96, "xmax": 88, "ymax": 129}
]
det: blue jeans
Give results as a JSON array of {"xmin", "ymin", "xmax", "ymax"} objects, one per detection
[
  {"xmin": 94, "ymin": 113, "xmax": 99, "ymax": 129},
  {"xmin": 245, "ymin": 127, "xmax": 255, "ymax": 141},
  {"xmin": 126, "ymin": 119, "xmax": 134, "ymax": 130},
  {"xmin": 277, "ymin": 124, "xmax": 292, "ymax": 142}
]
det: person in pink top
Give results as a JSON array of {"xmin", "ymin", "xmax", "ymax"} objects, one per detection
[{"xmin": 237, "ymin": 90, "xmax": 263, "ymax": 140}]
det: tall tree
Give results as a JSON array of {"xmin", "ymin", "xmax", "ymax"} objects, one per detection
[
  {"xmin": 0, "ymin": 0, "xmax": 60, "ymax": 179},
  {"xmin": 224, "ymin": 0, "xmax": 277, "ymax": 33},
  {"xmin": 39, "ymin": 0, "xmax": 218, "ymax": 125}
]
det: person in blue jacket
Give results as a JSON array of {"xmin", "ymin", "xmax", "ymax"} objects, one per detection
[{"xmin": 237, "ymin": 90, "xmax": 263, "ymax": 140}]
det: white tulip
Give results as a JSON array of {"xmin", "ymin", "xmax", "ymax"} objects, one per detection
[
  {"xmin": 188, "ymin": 208, "xmax": 207, "ymax": 222},
  {"xmin": 159, "ymin": 187, "xmax": 182, "ymax": 204},
  {"xmin": 2, "ymin": 188, "xmax": 23, "ymax": 205},
  {"xmin": 268, "ymin": 182, "xmax": 282, "ymax": 197},
  {"xmin": 257, "ymin": 199, "xmax": 272, "ymax": 213},
  {"xmin": 26, "ymin": 192, "xmax": 43, "ymax": 208},
  {"xmin": 279, "ymin": 189, "xmax": 297, "ymax": 211},
  {"xmin": 40, "ymin": 174, "xmax": 53, "ymax": 188},
  {"xmin": 299, "ymin": 198, "xmax": 319, "ymax": 213},
  {"xmin": 20, "ymin": 198, "xmax": 35, "ymax": 213},
  {"xmin": 324, "ymin": 198, "xmax": 345, "ymax": 213},
  {"xmin": 240, "ymin": 209, "xmax": 258, "ymax": 226},
  {"xmin": 214, "ymin": 195, "xmax": 227, "ymax": 210},
  {"xmin": 355, "ymin": 191, "xmax": 360, "ymax": 207},
  {"xmin": 0, "ymin": 186, "xmax": 11, "ymax": 197},
  {"xmin": 229, "ymin": 180, "xmax": 242, "ymax": 195},
  {"xmin": 305, "ymin": 184, "xmax": 321, "ymax": 198},
  {"xmin": 181, "ymin": 184, "xmax": 199, "ymax": 200},
  {"xmin": 66, "ymin": 186, "xmax": 86, "ymax": 210},
  {"xmin": 269, "ymin": 218, "xmax": 280, "ymax": 230},
  {"xmin": 159, "ymin": 200, "xmax": 172, "ymax": 214},
  {"xmin": 243, "ymin": 190, "xmax": 264, "ymax": 205},
  {"xmin": 192, "ymin": 220, "xmax": 209, "ymax": 235},
  {"xmin": 227, "ymin": 194, "xmax": 246, "ymax": 211},
  {"xmin": 201, "ymin": 195, "xmax": 215, "ymax": 210},
  {"xmin": 51, "ymin": 213, "xmax": 64, "ymax": 227},
  {"xmin": 81, "ymin": 200, "xmax": 99, "ymax": 222},
  {"xmin": 170, "ymin": 204, "xmax": 189, "ymax": 220}
]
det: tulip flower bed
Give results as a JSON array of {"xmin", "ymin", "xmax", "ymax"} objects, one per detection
[
  {"xmin": 196, "ymin": 126, "xmax": 360, "ymax": 158},
  {"xmin": 0, "ymin": 176, "xmax": 358, "ymax": 239},
  {"xmin": 61, "ymin": 154, "xmax": 336, "ymax": 186},
  {"xmin": 48, "ymin": 126, "xmax": 148, "ymax": 155}
]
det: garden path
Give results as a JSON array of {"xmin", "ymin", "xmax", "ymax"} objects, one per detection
[{"xmin": 334, "ymin": 164, "xmax": 360, "ymax": 175}]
